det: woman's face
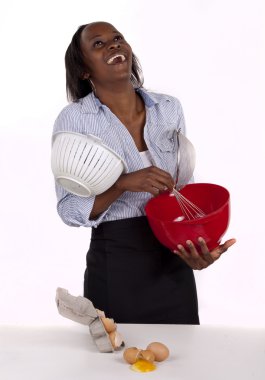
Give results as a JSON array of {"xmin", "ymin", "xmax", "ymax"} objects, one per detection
[{"xmin": 80, "ymin": 22, "xmax": 133, "ymax": 87}]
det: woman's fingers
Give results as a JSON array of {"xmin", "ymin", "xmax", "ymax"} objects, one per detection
[
  {"xmin": 117, "ymin": 166, "xmax": 175, "ymax": 194},
  {"xmin": 210, "ymin": 238, "xmax": 237, "ymax": 259},
  {"xmin": 174, "ymin": 237, "xmax": 236, "ymax": 270},
  {"xmin": 197, "ymin": 237, "xmax": 215, "ymax": 264},
  {"xmin": 145, "ymin": 166, "xmax": 175, "ymax": 190},
  {"xmin": 175, "ymin": 241, "xmax": 209, "ymax": 270},
  {"xmin": 219, "ymin": 238, "xmax": 237, "ymax": 251}
]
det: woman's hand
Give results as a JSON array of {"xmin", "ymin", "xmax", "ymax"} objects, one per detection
[
  {"xmin": 173, "ymin": 237, "xmax": 236, "ymax": 270},
  {"xmin": 90, "ymin": 166, "xmax": 174, "ymax": 219},
  {"xmin": 115, "ymin": 166, "xmax": 175, "ymax": 196}
]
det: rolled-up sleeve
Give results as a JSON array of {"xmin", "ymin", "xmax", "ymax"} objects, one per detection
[
  {"xmin": 52, "ymin": 103, "xmax": 111, "ymax": 228},
  {"xmin": 55, "ymin": 183, "xmax": 110, "ymax": 228}
]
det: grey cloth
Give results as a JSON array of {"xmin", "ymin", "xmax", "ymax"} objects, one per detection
[{"xmin": 56, "ymin": 288, "xmax": 114, "ymax": 352}]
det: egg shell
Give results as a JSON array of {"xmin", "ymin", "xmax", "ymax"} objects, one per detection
[
  {"xmin": 139, "ymin": 349, "xmax": 155, "ymax": 362},
  {"xmin": 96, "ymin": 308, "xmax": 106, "ymax": 318},
  {"xmin": 109, "ymin": 331, "xmax": 124, "ymax": 349},
  {"xmin": 146, "ymin": 342, "xmax": 170, "ymax": 362},
  {"xmin": 101, "ymin": 317, "xmax": 117, "ymax": 333},
  {"xmin": 123, "ymin": 347, "xmax": 141, "ymax": 364}
]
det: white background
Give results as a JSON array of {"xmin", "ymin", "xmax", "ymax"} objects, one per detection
[{"xmin": 0, "ymin": 0, "xmax": 264, "ymax": 326}]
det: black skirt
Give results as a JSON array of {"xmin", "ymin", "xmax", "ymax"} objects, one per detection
[{"xmin": 84, "ymin": 216, "xmax": 199, "ymax": 324}]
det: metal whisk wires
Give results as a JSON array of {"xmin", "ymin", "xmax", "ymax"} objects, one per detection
[
  {"xmin": 172, "ymin": 187, "xmax": 206, "ymax": 220},
  {"xmin": 173, "ymin": 129, "xmax": 206, "ymax": 220}
]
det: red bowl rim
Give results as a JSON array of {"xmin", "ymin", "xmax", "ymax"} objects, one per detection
[{"xmin": 145, "ymin": 183, "xmax": 230, "ymax": 224}]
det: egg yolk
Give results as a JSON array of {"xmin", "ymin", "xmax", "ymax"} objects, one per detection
[{"xmin": 130, "ymin": 359, "xmax": 157, "ymax": 372}]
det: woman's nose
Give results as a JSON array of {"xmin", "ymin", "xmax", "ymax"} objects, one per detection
[{"xmin": 108, "ymin": 42, "xmax": 121, "ymax": 50}]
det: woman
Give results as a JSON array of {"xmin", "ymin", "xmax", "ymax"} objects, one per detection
[{"xmin": 53, "ymin": 21, "xmax": 236, "ymax": 324}]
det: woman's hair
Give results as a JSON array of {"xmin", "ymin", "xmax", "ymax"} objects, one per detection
[{"xmin": 65, "ymin": 24, "xmax": 144, "ymax": 102}]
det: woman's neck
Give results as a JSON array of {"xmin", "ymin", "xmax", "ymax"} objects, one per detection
[{"xmin": 94, "ymin": 84, "xmax": 144, "ymax": 122}]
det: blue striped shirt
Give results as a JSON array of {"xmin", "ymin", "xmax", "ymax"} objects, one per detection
[{"xmin": 52, "ymin": 88, "xmax": 186, "ymax": 227}]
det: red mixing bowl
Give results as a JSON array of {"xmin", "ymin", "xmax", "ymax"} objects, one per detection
[{"xmin": 145, "ymin": 183, "xmax": 230, "ymax": 252}]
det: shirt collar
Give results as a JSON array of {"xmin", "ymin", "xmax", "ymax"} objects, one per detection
[
  {"xmin": 135, "ymin": 87, "xmax": 159, "ymax": 107},
  {"xmin": 80, "ymin": 92, "xmax": 100, "ymax": 114},
  {"xmin": 80, "ymin": 87, "xmax": 170, "ymax": 114}
]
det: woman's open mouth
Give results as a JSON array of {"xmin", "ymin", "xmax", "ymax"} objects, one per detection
[{"xmin": 107, "ymin": 54, "xmax": 126, "ymax": 65}]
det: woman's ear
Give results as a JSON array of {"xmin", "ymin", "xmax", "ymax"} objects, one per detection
[{"xmin": 82, "ymin": 73, "xmax": 90, "ymax": 80}]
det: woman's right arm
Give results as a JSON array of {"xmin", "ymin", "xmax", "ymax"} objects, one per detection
[{"xmin": 90, "ymin": 166, "xmax": 175, "ymax": 219}]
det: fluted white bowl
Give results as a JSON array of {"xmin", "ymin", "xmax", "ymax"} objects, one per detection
[{"xmin": 51, "ymin": 132, "xmax": 126, "ymax": 197}]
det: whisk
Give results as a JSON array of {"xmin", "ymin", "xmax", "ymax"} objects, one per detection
[
  {"xmin": 171, "ymin": 187, "xmax": 206, "ymax": 220},
  {"xmin": 172, "ymin": 129, "xmax": 206, "ymax": 221}
]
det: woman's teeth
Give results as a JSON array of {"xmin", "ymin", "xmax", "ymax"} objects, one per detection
[{"xmin": 107, "ymin": 54, "xmax": 126, "ymax": 64}]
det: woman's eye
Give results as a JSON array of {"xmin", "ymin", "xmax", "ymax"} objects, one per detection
[
  {"xmin": 94, "ymin": 40, "xmax": 103, "ymax": 47},
  {"xmin": 114, "ymin": 35, "xmax": 123, "ymax": 41}
]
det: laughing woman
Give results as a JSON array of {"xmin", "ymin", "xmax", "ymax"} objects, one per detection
[{"xmin": 52, "ymin": 22, "xmax": 236, "ymax": 324}]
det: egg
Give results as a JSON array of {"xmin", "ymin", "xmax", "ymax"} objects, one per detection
[
  {"xmin": 109, "ymin": 331, "xmax": 124, "ymax": 349},
  {"xmin": 123, "ymin": 347, "xmax": 141, "ymax": 364},
  {"xmin": 101, "ymin": 317, "xmax": 117, "ymax": 333},
  {"xmin": 146, "ymin": 342, "xmax": 170, "ymax": 362},
  {"xmin": 139, "ymin": 349, "xmax": 155, "ymax": 362},
  {"xmin": 130, "ymin": 359, "xmax": 157, "ymax": 372}
]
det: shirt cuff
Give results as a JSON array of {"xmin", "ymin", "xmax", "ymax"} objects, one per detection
[{"xmin": 56, "ymin": 185, "xmax": 110, "ymax": 228}]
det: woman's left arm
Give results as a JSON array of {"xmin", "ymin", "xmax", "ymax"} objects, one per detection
[{"xmin": 173, "ymin": 238, "xmax": 236, "ymax": 270}]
